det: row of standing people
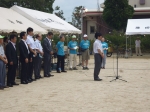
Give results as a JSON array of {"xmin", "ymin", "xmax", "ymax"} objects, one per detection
[
  {"xmin": 0, "ymin": 28, "xmax": 56, "ymax": 90},
  {"xmin": 0, "ymin": 29, "xmax": 108, "ymax": 90}
]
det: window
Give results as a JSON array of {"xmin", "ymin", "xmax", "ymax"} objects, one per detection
[
  {"xmin": 140, "ymin": 0, "xmax": 145, "ymax": 5},
  {"xmin": 90, "ymin": 26, "xmax": 95, "ymax": 34}
]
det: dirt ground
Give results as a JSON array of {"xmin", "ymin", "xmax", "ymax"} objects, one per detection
[{"xmin": 0, "ymin": 54, "xmax": 150, "ymax": 112}]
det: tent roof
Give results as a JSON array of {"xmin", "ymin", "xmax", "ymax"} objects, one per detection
[
  {"xmin": 126, "ymin": 19, "xmax": 150, "ymax": 35},
  {"xmin": 11, "ymin": 5, "xmax": 81, "ymax": 34},
  {"xmin": 0, "ymin": 7, "xmax": 47, "ymax": 34}
]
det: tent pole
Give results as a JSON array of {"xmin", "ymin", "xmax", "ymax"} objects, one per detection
[
  {"xmin": 125, "ymin": 36, "xmax": 128, "ymax": 58},
  {"xmin": 130, "ymin": 36, "xmax": 132, "ymax": 57},
  {"xmin": 66, "ymin": 34, "xmax": 69, "ymax": 69}
]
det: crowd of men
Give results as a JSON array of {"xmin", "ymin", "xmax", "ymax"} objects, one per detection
[{"xmin": 0, "ymin": 27, "xmax": 98, "ymax": 90}]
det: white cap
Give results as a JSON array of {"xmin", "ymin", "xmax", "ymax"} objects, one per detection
[
  {"xmin": 83, "ymin": 34, "xmax": 88, "ymax": 37},
  {"xmin": 72, "ymin": 35, "xmax": 76, "ymax": 38}
]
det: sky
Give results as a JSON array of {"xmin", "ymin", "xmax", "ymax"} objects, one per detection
[{"xmin": 53, "ymin": 0, "xmax": 104, "ymax": 22}]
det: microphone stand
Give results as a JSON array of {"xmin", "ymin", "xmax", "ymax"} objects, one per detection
[
  {"xmin": 110, "ymin": 45, "xmax": 127, "ymax": 82},
  {"xmin": 77, "ymin": 34, "xmax": 82, "ymax": 66}
]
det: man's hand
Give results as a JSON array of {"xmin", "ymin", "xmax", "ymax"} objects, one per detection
[
  {"xmin": 42, "ymin": 52, "xmax": 44, "ymax": 56},
  {"xmin": 101, "ymin": 53, "xmax": 104, "ymax": 58},
  {"xmin": 4, "ymin": 60, "xmax": 8, "ymax": 64},
  {"xmin": 40, "ymin": 52, "xmax": 44, "ymax": 56},
  {"xmin": 25, "ymin": 58, "xmax": 28, "ymax": 63},
  {"xmin": 50, "ymin": 51, "xmax": 53, "ymax": 55},
  {"xmin": 34, "ymin": 52, "xmax": 37, "ymax": 56},
  {"xmin": 30, "ymin": 58, "xmax": 32, "ymax": 62},
  {"xmin": 4, "ymin": 56, "xmax": 7, "ymax": 59},
  {"xmin": 10, "ymin": 61, "xmax": 13, "ymax": 65}
]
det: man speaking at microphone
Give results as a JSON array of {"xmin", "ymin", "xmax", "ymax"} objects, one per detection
[{"xmin": 93, "ymin": 32, "xmax": 104, "ymax": 81}]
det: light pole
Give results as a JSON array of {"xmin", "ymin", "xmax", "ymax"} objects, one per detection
[
  {"xmin": 77, "ymin": 7, "xmax": 88, "ymax": 65},
  {"xmin": 81, "ymin": 7, "xmax": 88, "ymax": 36}
]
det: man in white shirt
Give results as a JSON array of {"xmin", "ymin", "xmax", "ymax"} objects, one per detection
[
  {"xmin": 34, "ymin": 34, "xmax": 44, "ymax": 79},
  {"xmin": 26, "ymin": 27, "xmax": 37, "ymax": 81},
  {"xmin": 135, "ymin": 37, "xmax": 142, "ymax": 56},
  {"xmin": 93, "ymin": 32, "xmax": 104, "ymax": 81}
]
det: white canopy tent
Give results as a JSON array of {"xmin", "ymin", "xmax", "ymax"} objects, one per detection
[
  {"xmin": 11, "ymin": 5, "xmax": 81, "ymax": 34},
  {"xmin": 125, "ymin": 19, "xmax": 150, "ymax": 58},
  {"xmin": 126, "ymin": 19, "xmax": 150, "ymax": 35},
  {"xmin": 0, "ymin": 7, "xmax": 47, "ymax": 34}
]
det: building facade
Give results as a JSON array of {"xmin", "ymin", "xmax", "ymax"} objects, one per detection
[
  {"xmin": 83, "ymin": 0, "xmax": 150, "ymax": 40},
  {"xmin": 129, "ymin": 0, "xmax": 150, "ymax": 8}
]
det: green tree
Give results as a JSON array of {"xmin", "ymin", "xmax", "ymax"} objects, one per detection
[
  {"xmin": 0, "ymin": 0, "xmax": 55, "ymax": 13},
  {"xmin": 54, "ymin": 6, "xmax": 65, "ymax": 20},
  {"xmin": 72, "ymin": 6, "xmax": 83, "ymax": 30},
  {"xmin": 103, "ymin": 0, "xmax": 134, "ymax": 30}
]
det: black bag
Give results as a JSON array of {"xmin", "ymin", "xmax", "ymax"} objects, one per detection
[{"xmin": 81, "ymin": 48, "xmax": 87, "ymax": 52}]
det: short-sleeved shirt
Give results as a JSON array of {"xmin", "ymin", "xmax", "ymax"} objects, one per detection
[
  {"xmin": 34, "ymin": 39, "xmax": 43, "ymax": 52},
  {"xmin": 135, "ymin": 40, "xmax": 141, "ymax": 47},
  {"xmin": 56, "ymin": 41, "xmax": 65, "ymax": 56},
  {"xmin": 68, "ymin": 41, "xmax": 77, "ymax": 54},
  {"xmin": 80, "ymin": 40, "xmax": 90, "ymax": 49},
  {"xmin": 26, "ymin": 35, "xmax": 36, "ymax": 49},
  {"xmin": 35, "ymin": 39, "xmax": 43, "ymax": 58},
  {"xmin": 0, "ymin": 45, "xmax": 5, "ymax": 57},
  {"xmin": 93, "ymin": 39, "xmax": 103, "ymax": 53},
  {"xmin": 101, "ymin": 42, "xmax": 108, "ymax": 54}
]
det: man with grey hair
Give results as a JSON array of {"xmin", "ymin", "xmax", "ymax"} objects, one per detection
[
  {"xmin": 0, "ymin": 35, "xmax": 8, "ymax": 90},
  {"xmin": 34, "ymin": 34, "xmax": 44, "ymax": 79},
  {"xmin": 43, "ymin": 32, "xmax": 54, "ymax": 77}
]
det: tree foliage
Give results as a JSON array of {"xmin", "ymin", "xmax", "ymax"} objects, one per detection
[
  {"xmin": 71, "ymin": 6, "xmax": 83, "ymax": 29},
  {"xmin": 0, "ymin": 0, "xmax": 55, "ymax": 13},
  {"xmin": 54, "ymin": 6, "xmax": 65, "ymax": 20},
  {"xmin": 105, "ymin": 31, "xmax": 150, "ymax": 53},
  {"xmin": 103, "ymin": 0, "xmax": 134, "ymax": 30}
]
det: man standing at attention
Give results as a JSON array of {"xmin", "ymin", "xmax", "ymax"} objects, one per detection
[
  {"xmin": 6, "ymin": 34, "xmax": 19, "ymax": 87},
  {"xmin": 56, "ymin": 35, "xmax": 67, "ymax": 73},
  {"xmin": 68, "ymin": 35, "xmax": 78, "ymax": 70},
  {"xmin": 19, "ymin": 32, "xmax": 30, "ymax": 84},
  {"xmin": 93, "ymin": 33, "xmax": 104, "ymax": 81},
  {"xmin": 43, "ymin": 32, "xmax": 54, "ymax": 77},
  {"xmin": 80, "ymin": 34, "xmax": 90, "ymax": 70},
  {"xmin": 0, "ymin": 35, "xmax": 8, "ymax": 90},
  {"xmin": 34, "ymin": 34, "xmax": 44, "ymax": 79},
  {"xmin": 135, "ymin": 37, "xmax": 142, "ymax": 56},
  {"xmin": 26, "ymin": 27, "xmax": 37, "ymax": 81}
]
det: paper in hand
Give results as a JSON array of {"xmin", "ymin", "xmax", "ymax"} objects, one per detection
[{"xmin": 74, "ymin": 46, "xmax": 78, "ymax": 50}]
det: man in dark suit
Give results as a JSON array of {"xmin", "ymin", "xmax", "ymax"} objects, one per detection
[
  {"xmin": 6, "ymin": 34, "xmax": 19, "ymax": 87},
  {"xmin": 19, "ymin": 32, "xmax": 30, "ymax": 84},
  {"xmin": 43, "ymin": 32, "xmax": 54, "ymax": 77}
]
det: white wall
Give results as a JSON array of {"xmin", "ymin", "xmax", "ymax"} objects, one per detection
[{"xmin": 129, "ymin": 0, "xmax": 150, "ymax": 7}]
